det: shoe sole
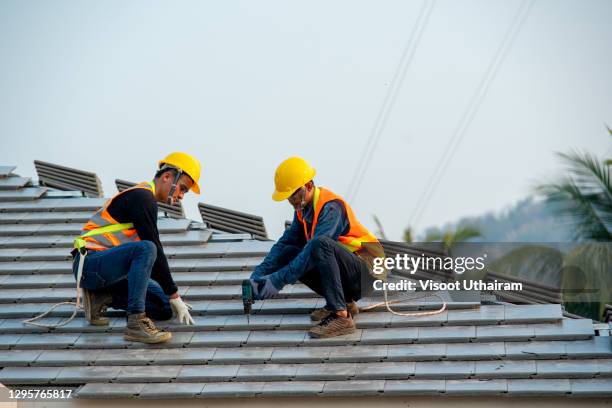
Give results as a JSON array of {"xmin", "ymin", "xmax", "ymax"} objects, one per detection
[
  {"xmin": 124, "ymin": 332, "xmax": 172, "ymax": 344},
  {"xmin": 308, "ymin": 325, "xmax": 356, "ymax": 339}
]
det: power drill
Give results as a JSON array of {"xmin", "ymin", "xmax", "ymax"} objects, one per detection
[
  {"xmin": 241, "ymin": 279, "xmax": 255, "ymax": 315},
  {"xmin": 242, "ymin": 279, "xmax": 265, "ymax": 321}
]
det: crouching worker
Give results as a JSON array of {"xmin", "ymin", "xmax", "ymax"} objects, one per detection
[
  {"xmin": 72, "ymin": 152, "xmax": 201, "ymax": 344},
  {"xmin": 249, "ymin": 157, "xmax": 383, "ymax": 339}
]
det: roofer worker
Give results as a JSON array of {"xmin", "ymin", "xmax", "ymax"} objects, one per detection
[
  {"xmin": 250, "ymin": 157, "xmax": 382, "ymax": 339},
  {"xmin": 72, "ymin": 152, "xmax": 201, "ymax": 344}
]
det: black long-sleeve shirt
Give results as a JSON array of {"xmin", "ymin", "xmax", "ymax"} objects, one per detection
[{"xmin": 104, "ymin": 188, "xmax": 178, "ymax": 296}]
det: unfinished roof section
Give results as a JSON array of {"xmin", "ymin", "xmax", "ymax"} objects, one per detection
[
  {"xmin": 116, "ymin": 179, "xmax": 185, "ymax": 219},
  {"xmin": 34, "ymin": 160, "xmax": 103, "ymax": 198},
  {"xmin": 0, "ymin": 164, "xmax": 610, "ymax": 400},
  {"xmin": 199, "ymin": 202, "xmax": 268, "ymax": 241}
]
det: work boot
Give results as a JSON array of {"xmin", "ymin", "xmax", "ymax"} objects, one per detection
[
  {"xmin": 124, "ymin": 313, "xmax": 172, "ymax": 344},
  {"xmin": 310, "ymin": 301, "xmax": 359, "ymax": 322},
  {"xmin": 82, "ymin": 288, "xmax": 112, "ymax": 326},
  {"xmin": 308, "ymin": 313, "xmax": 356, "ymax": 339}
]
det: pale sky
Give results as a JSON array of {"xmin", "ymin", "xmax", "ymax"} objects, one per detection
[{"xmin": 1, "ymin": 0, "xmax": 611, "ymax": 240}]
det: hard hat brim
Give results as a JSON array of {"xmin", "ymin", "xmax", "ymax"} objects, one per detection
[{"xmin": 272, "ymin": 189, "xmax": 292, "ymax": 202}]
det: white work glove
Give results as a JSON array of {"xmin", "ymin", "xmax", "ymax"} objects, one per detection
[{"xmin": 169, "ymin": 296, "xmax": 195, "ymax": 325}]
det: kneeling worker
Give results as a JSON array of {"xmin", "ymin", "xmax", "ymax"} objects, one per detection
[
  {"xmin": 72, "ymin": 152, "xmax": 201, "ymax": 344},
  {"xmin": 250, "ymin": 157, "xmax": 382, "ymax": 339}
]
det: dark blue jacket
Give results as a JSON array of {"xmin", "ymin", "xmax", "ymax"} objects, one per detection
[{"xmin": 251, "ymin": 199, "xmax": 349, "ymax": 289}]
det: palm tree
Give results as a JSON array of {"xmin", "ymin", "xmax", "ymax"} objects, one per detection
[
  {"xmin": 535, "ymin": 129, "xmax": 612, "ymax": 241},
  {"xmin": 424, "ymin": 225, "xmax": 481, "ymax": 252},
  {"xmin": 534, "ymin": 127, "xmax": 612, "ymax": 321}
]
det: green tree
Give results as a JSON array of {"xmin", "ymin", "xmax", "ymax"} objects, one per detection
[
  {"xmin": 424, "ymin": 225, "xmax": 481, "ymax": 252},
  {"xmin": 535, "ymin": 129, "xmax": 611, "ymax": 241}
]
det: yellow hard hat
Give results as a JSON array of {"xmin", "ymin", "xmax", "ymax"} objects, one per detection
[
  {"xmin": 159, "ymin": 152, "xmax": 201, "ymax": 194},
  {"xmin": 272, "ymin": 157, "xmax": 316, "ymax": 201}
]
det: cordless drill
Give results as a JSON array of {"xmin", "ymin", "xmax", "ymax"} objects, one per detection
[{"xmin": 242, "ymin": 279, "xmax": 265, "ymax": 318}]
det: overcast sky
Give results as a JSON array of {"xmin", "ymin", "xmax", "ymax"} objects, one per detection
[{"xmin": 1, "ymin": 0, "xmax": 611, "ymax": 240}]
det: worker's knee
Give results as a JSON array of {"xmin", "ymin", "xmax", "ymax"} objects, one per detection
[
  {"xmin": 133, "ymin": 240, "xmax": 157, "ymax": 261},
  {"xmin": 310, "ymin": 235, "xmax": 335, "ymax": 262}
]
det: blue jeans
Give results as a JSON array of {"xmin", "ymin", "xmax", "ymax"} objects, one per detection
[
  {"xmin": 273, "ymin": 236, "xmax": 372, "ymax": 312},
  {"xmin": 73, "ymin": 241, "xmax": 171, "ymax": 318}
]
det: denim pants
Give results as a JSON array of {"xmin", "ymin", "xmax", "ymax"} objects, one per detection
[
  {"xmin": 275, "ymin": 236, "xmax": 372, "ymax": 312},
  {"xmin": 73, "ymin": 241, "xmax": 172, "ymax": 319}
]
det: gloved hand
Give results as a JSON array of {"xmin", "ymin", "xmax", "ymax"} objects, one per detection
[
  {"xmin": 257, "ymin": 278, "xmax": 280, "ymax": 300},
  {"xmin": 169, "ymin": 296, "xmax": 195, "ymax": 325}
]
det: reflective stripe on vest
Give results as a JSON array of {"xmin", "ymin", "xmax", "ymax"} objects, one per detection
[
  {"xmin": 75, "ymin": 181, "xmax": 156, "ymax": 251},
  {"xmin": 296, "ymin": 187, "xmax": 379, "ymax": 253}
]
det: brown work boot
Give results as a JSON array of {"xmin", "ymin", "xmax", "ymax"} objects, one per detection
[
  {"xmin": 82, "ymin": 288, "xmax": 112, "ymax": 326},
  {"xmin": 308, "ymin": 313, "xmax": 356, "ymax": 339},
  {"xmin": 310, "ymin": 301, "xmax": 359, "ymax": 322},
  {"xmin": 124, "ymin": 313, "xmax": 172, "ymax": 344}
]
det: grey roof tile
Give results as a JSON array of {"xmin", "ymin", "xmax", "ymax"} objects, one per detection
[
  {"xmin": 0, "ymin": 349, "xmax": 41, "ymax": 366},
  {"xmin": 34, "ymin": 349, "xmax": 102, "ymax": 366},
  {"xmin": 247, "ymin": 330, "xmax": 306, "ymax": 347},
  {"xmin": 236, "ymin": 363, "xmax": 298, "ymax": 381},
  {"xmin": 536, "ymin": 360, "xmax": 600, "ymax": 378},
  {"xmin": 570, "ymin": 378, "xmax": 612, "ymax": 396},
  {"xmin": 321, "ymin": 380, "xmax": 385, "ymax": 396},
  {"xmin": 353, "ymin": 362, "xmax": 416, "ymax": 379},
  {"xmin": 201, "ymin": 381, "xmax": 264, "ymax": 397},
  {"xmin": 445, "ymin": 379, "xmax": 507, "ymax": 395},
  {"xmin": 76, "ymin": 382, "xmax": 145, "ymax": 398},
  {"xmin": 360, "ymin": 327, "xmax": 418, "ymax": 345},
  {"xmin": 0, "ymin": 176, "xmax": 30, "ymax": 190},
  {"xmin": 387, "ymin": 343, "xmax": 446, "ymax": 361},
  {"xmin": 565, "ymin": 337, "xmax": 612, "ymax": 358},
  {"xmin": 533, "ymin": 318, "xmax": 594, "ymax": 340},
  {"xmin": 0, "ymin": 187, "xmax": 48, "ymax": 201},
  {"xmin": 390, "ymin": 310, "xmax": 448, "ymax": 326},
  {"xmin": 222, "ymin": 314, "xmax": 282, "ymax": 330},
  {"xmin": 384, "ymin": 379, "xmax": 445, "ymax": 395},
  {"xmin": 54, "ymin": 365, "xmax": 121, "ymax": 384},
  {"xmin": 0, "ymin": 366, "xmax": 61, "ymax": 384},
  {"xmin": 140, "ymin": 383, "xmax": 204, "ymax": 398},
  {"xmin": 270, "ymin": 346, "xmax": 331, "ymax": 363},
  {"xmin": 278, "ymin": 314, "xmax": 312, "ymax": 329},
  {"xmin": 505, "ymin": 340, "xmax": 566, "ymax": 359},
  {"xmin": 353, "ymin": 311, "xmax": 393, "ymax": 328},
  {"xmin": 15, "ymin": 333, "xmax": 80, "ymax": 349},
  {"xmin": 475, "ymin": 324, "xmax": 534, "ymax": 342},
  {"xmin": 189, "ymin": 331, "xmax": 248, "ymax": 347},
  {"xmin": 475, "ymin": 360, "xmax": 536, "ymax": 378},
  {"xmin": 446, "ymin": 342, "xmax": 505, "ymax": 360},
  {"xmin": 295, "ymin": 363, "xmax": 356, "ymax": 380},
  {"xmin": 115, "ymin": 365, "xmax": 182, "ymax": 382},
  {"xmin": 73, "ymin": 333, "xmax": 132, "ymax": 349},
  {"xmin": 414, "ymin": 361, "xmax": 475, "ymax": 379},
  {"xmin": 211, "ymin": 347, "xmax": 274, "ymax": 364},
  {"xmin": 0, "ymin": 333, "xmax": 23, "ymax": 349},
  {"xmin": 153, "ymin": 347, "xmax": 215, "ymax": 365},
  {"xmin": 445, "ymin": 305, "xmax": 505, "ymax": 325},
  {"xmin": 418, "ymin": 325, "xmax": 476, "ymax": 343},
  {"xmin": 94, "ymin": 348, "xmax": 160, "ymax": 365},
  {"xmin": 326, "ymin": 344, "xmax": 388, "ymax": 362},
  {"xmin": 177, "ymin": 364, "xmax": 239, "ymax": 381},
  {"xmin": 504, "ymin": 304, "xmax": 562, "ymax": 323},
  {"xmin": 507, "ymin": 378, "xmax": 571, "ymax": 395},
  {"xmin": 260, "ymin": 381, "xmax": 324, "ymax": 396}
]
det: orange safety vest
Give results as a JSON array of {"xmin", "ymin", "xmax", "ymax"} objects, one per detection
[
  {"xmin": 296, "ymin": 187, "xmax": 379, "ymax": 253},
  {"xmin": 79, "ymin": 181, "xmax": 155, "ymax": 251}
]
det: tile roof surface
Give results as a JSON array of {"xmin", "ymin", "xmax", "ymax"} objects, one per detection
[{"xmin": 0, "ymin": 166, "xmax": 610, "ymax": 399}]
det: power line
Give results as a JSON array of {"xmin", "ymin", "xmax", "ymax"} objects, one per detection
[
  {"xmin": 346, "ymin": 0, "xmax": 436, "ymax": 203},
  {"xmin": 408, "ymin": 0, "xmax": 536, "ymax": 231}
]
